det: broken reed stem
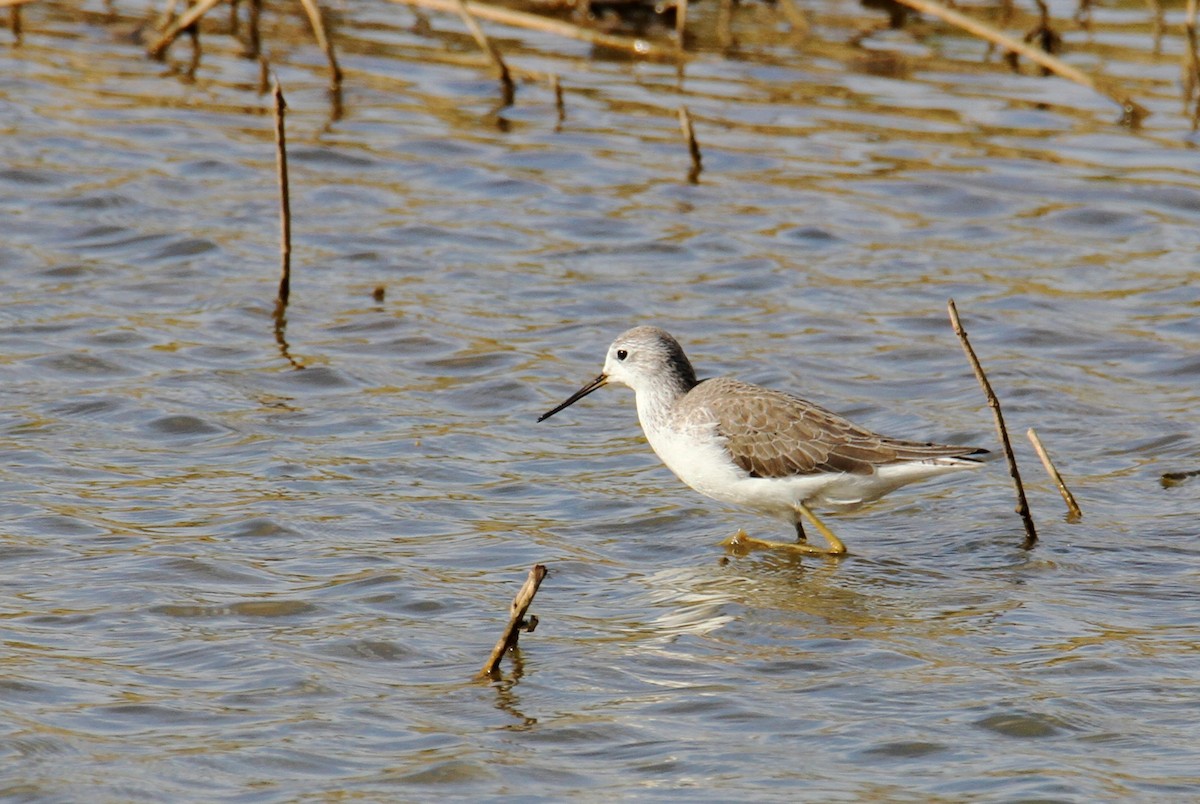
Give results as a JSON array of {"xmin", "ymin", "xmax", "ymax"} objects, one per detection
[
  {"xmin": 716, "ymin": 0, "xmax": 733, "ymax": 49},
  {"xmin": 1026, "ymin": 428, "xmax": 1082, "ymax": 521},
  {"xmin": 186, "ymin": 10, "xmax": 202, "ymax": 78},
  {"xmin": 478, "ymin": 564, "xmax": 548, "ymax": 678},
  {"xmin": 148, "ymin": 0, "xmax": 222, "ymax": 59},
  {"xmin": 247, "ymin": 0, "xmax": 262, "ymax": 59},
  {"xmin": 775, "ymin": 0, "xmax": 809, "ymax": 36},
  {"xmin": 273, "ymin": 79, "xmax": 291, "ymax": 309},
  {"xmin": 297, "ymin": 0, "xmax": 343, "ymax": 88},
  {"xmin": 1185, "ymin": 0, "xmax": 1200, "ymax": 128},
  {"xmin": 677, "ymin": 105, "xmax": 702, "ymax": 182},
  {"xmin": 551, "ymin": 74, "xmax": 565, "ymax": 122},
  {"xmin": 156, "ymin": 0, "xmax": 181, "ymax": 32},
  {"xmin": 890, "ymin": 0, "xmax": 1147, "ymax": 122},
  {"xmin": 947, "ymin": 299, "xmax": 1038, "ymax": 549},
  {"xmin": 454, "ymin": 0, "xmax": 514, "ymax": 105},
  {"xmin": 385, "ymin": 0, "xmax": 677, "ymax": 60},
  {"xmin": 675, "ymin": 0, "xmax": 687, "ymax": 51}
]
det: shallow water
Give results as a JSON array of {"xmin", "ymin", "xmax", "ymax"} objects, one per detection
[{"xmin": 2, "ymin": 0, "xmax": 1199, "ymax": 799}]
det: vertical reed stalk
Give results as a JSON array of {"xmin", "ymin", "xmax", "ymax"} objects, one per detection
[{"xmin": 947, "ymin": 299, "xmax": 1038, "ymax": 548}]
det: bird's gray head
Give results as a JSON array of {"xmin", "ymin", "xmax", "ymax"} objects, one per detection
[
  {"xmin": 537, "ymin": 326, "xmax": 698, "ymax": 422},
  {"xmin": 602, "ymin": 326, "xmax": 697, "ymax": 393}
]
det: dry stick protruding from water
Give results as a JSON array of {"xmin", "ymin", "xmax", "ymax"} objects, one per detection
[
  {"xmin": 775, "ymin": 0, "xmax": 809, "ymax": 36},
  {"xmin": 454, "ymin": 0, "xmax": 514, "ymax": 105},
  {"xmin": 890, "ymin": 0, "xmax": 1147, "ymax": 123},
  {"xmin": 675, "ymin": 0, "xmax": 688, "ymax": 51},
  {"xmin": 273, "ymin": 79, "xmax": 292, "ymax": 310},
  {"xmin": 1027, "ymin": 427, "xmax": 1082, "ymax": 521},
  {"xmin": 297, "ymin": 0, "xmax": 343, "ymax": 89},
  {"xmin": 1184, "ymin": 0, "xmax": 1200, "ymax": 129},
  {"xmin": 715, "ymin": 0, "xmax": 733, "ymax": 49},
  {"xmin": 678, "ymin": 106, "xmax": 702, "ymax": 182},
  {"xmin": 385, "ymin": 0, "xmax": 677, "ymax": 60},
  {"xmin": 271, "ymin": 79, "xmax": 304, "ymax": 370},
  {"xmin": 246, "ymin": 0, "xmax": 263, "ymax": 60},
  {"xmin": 5, "ymin": 0, "xmax": 24, "ymax": 42},
  {"xmin": 148, "ymin": 0, "xmax": 222, "ymax": 59},
  {"xmin": 551, "ymin": 74, "xmax": 565, "ymax": 123},
  {"xmin": 478, "ymin": 564, "xmax": 548, "ymax": 679},
  {"xmin": 947, "ymin": 299, "xmax": 1038, "ymax": 549}
]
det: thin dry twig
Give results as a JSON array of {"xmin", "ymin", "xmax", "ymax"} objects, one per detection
[
  {"xmin": 273, "ymin": 79, "xmax": 292, "ymax": 310},
  {"xmin": 716, "ymin": 0, "xmax": 733, "ymax": 50},
  {"xmin": 550, "ymin": 73, "xmax": 565, "ymax": 123},
  {"xmin": 1019, "ymin": 0, "xmax": 1062, "ymax": 77},
  {"xmin": 1184, "ymin": 0, "xmax": 1200, "ymax": 129},
  {"xmin": 890, "ymin": 0, "xmax": 1147, "ymax": 123},
  {"xmin": 148, "ymin": 0, "xmax": 222, "ymax": 59},
  {"xmin": 947, "ymin": 299, "xmax": 1038, "ymax": 549},
  {"xmin": 677, "ymin": 105, "xmax": 702, "ymax": 183},
  {"xmin": 478, "ymin": 564, "xmax": 548, "ymax": 679},
  {"xmin": 384, "ymin": 0, "xmax": 677, "ymax": 59},
  {"xmin": 675, "ymin": 0, "xmax": 687, "ymax": 51},
  {"xmin": 297, "ymin": 0, "xmax": 343, "ymax": 88},
  {"xmin": 1027, "ymin": 428, "xmax": 1082, "ymax": 522},
  {"xmin": 156, "ymin": 0, "xmax": 181, "ymax": 32},
  {"xmin": 246, "ymin": 0, "xmax": 262, "ymax": 59},
  {"xmin": 1145, "ymin": 0, "xmax": 1165, "ymax": 51},
  {"xmin": 775, "ymin": 0, "xmax": 809, "ymax": 36},
  {"xmin": 454, "ymin": 0, "xmax": 514, "ymax": 105}
]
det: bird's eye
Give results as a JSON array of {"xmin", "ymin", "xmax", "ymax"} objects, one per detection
[{"xmin": 616, "ymin": 349, "xmax": 628, "ymax": 361}]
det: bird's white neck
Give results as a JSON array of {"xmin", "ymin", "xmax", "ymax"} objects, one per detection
[{"xmin": 633, "ymin": 375, "xmax": 694, "ymax": 434}]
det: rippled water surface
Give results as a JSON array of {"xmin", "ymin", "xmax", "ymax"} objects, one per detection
[{"xmin": 2, "ymin": 0, "xmax": 1199, "ymax": 799}]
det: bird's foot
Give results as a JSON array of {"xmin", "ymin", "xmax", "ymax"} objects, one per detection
[{"xmin": 721, "ymin": 528, "xmax": 847, "ymax": 558}]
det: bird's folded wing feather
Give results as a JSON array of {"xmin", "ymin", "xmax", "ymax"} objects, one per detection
[{"xmin": 681, "ymin": 378, "xmax": 981, "ymax": 478}]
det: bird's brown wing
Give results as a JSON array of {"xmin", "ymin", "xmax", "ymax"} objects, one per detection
[{"xmin": 679, "ymin": 377, "xmax": 984, "ymax": 479}]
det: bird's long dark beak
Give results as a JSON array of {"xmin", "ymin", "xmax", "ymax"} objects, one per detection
[{"xmin": 538, "ymin": 373, "xmax": 608, "ymax": 422}]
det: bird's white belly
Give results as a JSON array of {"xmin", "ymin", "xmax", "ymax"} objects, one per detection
[
  {"xmin": 642, "ymin": 423, "xmax": 829, "ymax": 519},
  {"xmin": 642, "ymin": 420, "xmax": 967, "ymax": 519}
]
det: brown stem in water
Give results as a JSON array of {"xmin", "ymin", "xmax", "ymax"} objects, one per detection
[
  {"xmin": 889, "ymin": 0, "xmax": 1147, "ymax": 123},
  {"xmin": 478, "ymin": 564, "xmax": 548, "ymax": 679},
  {"xmin": 675, "ymin": 0, "xmax": 688, "ymax": 51},
  {"xmin": 1027, "ymin": 428, "xmax": 1082, "ymax": 522},
  {"xmin": 775, "ymin": 0, "xmax": 809, "ymax": 35},
  {"xmin": 385, "ymin": 0, "xmax": 678, "ymax": 60},
  {"xmin": 678, "ymin": 105, "xmax": 702, "ymax": 183},
  {"xmin": 297, "ymin": 0, "xmax": 343, "ymax": 89},
  {"xmin": 454, "ymin": 0, "xmax": 514, "ymax": 105},
  {"xmin": 1184, "ymin": 0, "xmax": 1200, "ymax": 129},
  {"xmin": 148, "ymin": 0, "xmax": 222, "ymax": 59},
  {"xmin": 273, "ymin": 79, "xmax": 292, "ymax": 309},
  {"xmin": 947, "ymin": 299, "xmax": 1038, "ymax": 549},
  {"xmin": 246, "ymin": 0, "xmax": 262, "ymax": 59},
  {"xmin": 551, "ymin": 74, "xmax": 565, "ymax": 124}
]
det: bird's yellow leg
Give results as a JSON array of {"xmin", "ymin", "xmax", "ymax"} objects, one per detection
[
  {"xmin": 720, "ymin": 505, "xmax": 847, "ymax": 557},
  {"xmin": 794, "ymin": 502, "xmax": 847, "ymax": 555}
]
